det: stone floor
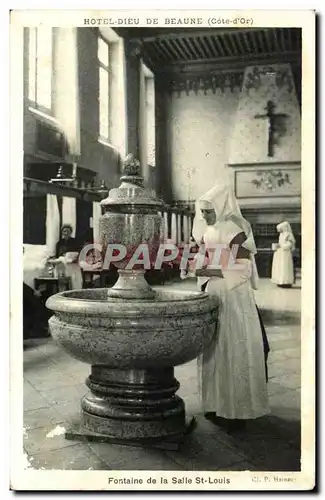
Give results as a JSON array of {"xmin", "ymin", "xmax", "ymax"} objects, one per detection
[{"xmin": 23, "ymin": 278, "xmax": 301, "ymax": 471}]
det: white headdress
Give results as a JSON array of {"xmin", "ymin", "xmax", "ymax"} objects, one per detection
[
  {"xmin": 277, "ymin": 221, "xmax": 296, "ymax": 249},
  {"xmin": 192, "ymin": 183, "xmax": 257, "ymax": 254},
  {"xmin": 192, "ymin": 182, "xmax": 259, "ymax": 289}
]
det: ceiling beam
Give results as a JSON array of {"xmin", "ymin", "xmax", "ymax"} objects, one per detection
[
  {"xmin": 204, "ymin": 36, "xmax": 218, "ymax": 58},
  {"xmin": 264, "ymin": 29, "xmax": 273, "ymax": 52},
  {"xmin": 292, "ymin": 29, "xmax": 301, "ymax": 51},
  {"xmin": 178, "ymin": 37, "xmax": 196, "ymax": 58},
  {"xmin": 279, "ymin": 28, "xmax": 287, "ymax": 52},
  {"xmin": 156, "ymin": 40, "xmax": 175, "ymax": 60},
  {"xmin": 272, "ymin": 29, "xmax": 281, "ymax": 52},
  {"xmin": 185, "ymin": 37, "xmax": 201, "ymax": 59},
  {"xmin": 227, "ymin": 33, "xmax": 240, "ymax": 56},
  {"xmin": 194, "ymin": 37, "xmax": 209, "ymax": 59},
  {"xmin": 140, "ymin": 45, "xmax": 159, "ymax": 72},
  {"xmin": 152, "ymin": 50, "xmax": 301, "ymax": 75},
  {"xmin": 242, "ymin": 31, "xmax": 254, "ymax": 53},
  {"xmin": 218, "ymin": 34, "xmax": 233, "ymax": 56},
  {"xmin": 257, "ymin": 30, "xmax": 266, "ymax": 53},
  {"xmin": 175, "ymin": 38, "xmax": 194, "ymax": 59},
  {"xmin": 249, "ymin": 31, "xmax": 259, "ymax": 54},
  {"xmin": 287, "ymin": 28, "xmax": 293, "ymax": 51},
  {"xmin": 164, "ymin": 39, "xmax": 181, "ymax": 60},
  {"xmin": 213, "ymin": 36, "xmax": 226, "ymax": 57}
]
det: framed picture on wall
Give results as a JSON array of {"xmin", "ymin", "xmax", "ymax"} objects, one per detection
[{"xmin": 234, "ymin": 167, "xmax": 301, "ymax": 198}]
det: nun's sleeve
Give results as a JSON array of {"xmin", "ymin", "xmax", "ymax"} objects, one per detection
[
  {"xmin": 222, "ymin": 259, "xmax": 253, "ymax": 291},
  {"xmin": 221, "ymin": 232, "xmax": 253, "ymax": 291}
]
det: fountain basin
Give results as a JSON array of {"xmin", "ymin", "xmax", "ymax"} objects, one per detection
[
  {"xmin": 47, "ymin": 288, "xmax": 217, "ymax": 368},
  {"xmin": 46, "ymin": 288, "xmax": 217, "ymax": 445}
]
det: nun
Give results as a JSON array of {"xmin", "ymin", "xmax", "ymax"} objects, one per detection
[
  {"xmin": 184, "ymin": 183, "xmax": 270, "ymax": 433},
  {"xmin": 271, "ymin": 221, "xmax": 296, "ymax": 288}
]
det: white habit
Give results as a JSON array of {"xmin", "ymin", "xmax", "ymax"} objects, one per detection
[
  {"xmin": 192, "ymin": 184, "xmax": 270, "ymax": 420},
  {"xmin": 271, "ymin": 221, "xmax": 295, "ymax": 286}
]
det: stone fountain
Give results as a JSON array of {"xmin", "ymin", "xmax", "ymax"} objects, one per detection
[{"xmin": 46, "ymin": 155, "xmax": 217, "ymax": 450}]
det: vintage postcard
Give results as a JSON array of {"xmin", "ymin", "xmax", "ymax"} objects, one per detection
[{"xmin": 10, "ymin": 9, "xmax": 315, "ymax": 492}]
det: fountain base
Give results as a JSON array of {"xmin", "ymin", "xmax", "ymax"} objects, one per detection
[
  {"xmin": 65, "ymin": 366, "xmax": 195, "ymax": 450},
  {"xmin": 65, "ymin": 417, "xmax": 196, "ymax": 451}
]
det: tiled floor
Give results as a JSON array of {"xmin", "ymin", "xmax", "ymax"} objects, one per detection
[{"xmin": 23, "ymin": 279, "xmax": 301, "ymax": 471}]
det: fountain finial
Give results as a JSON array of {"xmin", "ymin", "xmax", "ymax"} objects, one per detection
[
  {"xmin": 120, "ymin": 153, "xmax": 144, "ymax": 187},
  {"xmin": 123, "ymin": 153, "xmax": 140, "ymax": 176}
]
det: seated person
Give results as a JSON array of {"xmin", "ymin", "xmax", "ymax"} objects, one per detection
[
  {"xmin": 48, "ymin": 224, "xmax": 82, "ymax": 289},
  {"xmin": 55, "ymin": 224, "xmax": 79, "ymax": 259}
]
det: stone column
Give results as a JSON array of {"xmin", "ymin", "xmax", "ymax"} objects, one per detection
[
  {"xmin": 177, "ymin": 214, "xmax": 182, "ymax": 245},
  {"xmin": 124, "ymin": 40, "xmax": 141, "ymax": 159},
  {"xmin": 159, "ymin": 211, "xmax": 165, "ymax": 240},
  {"xmin": 164, "ymin": 212, "xmax": 169, "ymax": 240},
  {"xmin": 139, "ymin": 62, "xmax": 149, "ymax": 185},
  {"xmin": 171, "ymin": 213, "xmax": 177, "ymax": 244},
  {"xmin": 187, "ymin": 215, "xmax": 193, "ymax": 237},
  {"xmin": 155, "ymin": 79, "xmax": 173, "ymax": 203},
  {"xmin": 183, "ymin": 214, "xmax": 189, "ymax": 244}
]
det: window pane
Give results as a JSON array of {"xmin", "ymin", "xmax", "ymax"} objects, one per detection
[
  {"xmin": 99, "ymin": 67, "xmax": 109, "ymax": 139},
  {"xmin": 98, "ymin": 37, "xmax": 109, "ymax": 66},
  {"xmin": 28, "ymin": 28, "xmax": 37, "ymax": 102},
  {"xmin": 36, "ymin": 27, "xmax": 53, "ymax": 110}
]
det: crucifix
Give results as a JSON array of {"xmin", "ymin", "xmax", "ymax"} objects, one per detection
[{"xmin": 254, "ymin": 100, "xmax": 288, "ymax": 157}]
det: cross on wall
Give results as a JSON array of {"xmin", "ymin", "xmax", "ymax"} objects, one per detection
[{"xmin": 254, "ymin": 101, "xmax": 288, "ymax": 158}]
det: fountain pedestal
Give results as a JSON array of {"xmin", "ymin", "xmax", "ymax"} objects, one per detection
[
  {"xmin": 68, "ymin": 367, "xmax": 195, "ymax": 450},
  {"xmin": 82, "ymin": 367, "xmax": 185, "ymax": 438},
  {"xmin": 46, "ymin": 155, "xmax": 217, "ymax": 450}
]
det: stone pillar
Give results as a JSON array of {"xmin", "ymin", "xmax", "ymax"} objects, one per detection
[
  {"xmin": 146, "ymin": 76, "xmax": 156, "ymax": 168},
  {"xmin": 171, "ymin": 213, "xmax": 177, "ymax": 244},
  {"xmin": 183, "ymin": 214, "xmax": 189, "ymax": 244},
  {"xmin": 159, "ymin": 211, "xmax": 165, "ymax": 240},
  {"xmin": 187, "ymin": 215, "xmax": 193, "ymax": 237},
  {"xmin": 155, "ymin": 79, "xmax": 172, "ymax": 203},
  {"xmin": 124, "ymin": 40, "xmax": 141, "ymax": 159},
  {"xmin": 139, "ymin": 62, "xmax": 149, "ymax": 185},
  {"xmin": 164, "ymin": 212, "xmax": 169, "ymax": 241},
  {"xmin": 177, "ymin": 214, "xmax": 182, "ymax": 245}
]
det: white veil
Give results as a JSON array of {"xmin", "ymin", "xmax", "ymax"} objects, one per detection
[
  {"xmin": 192, "ymin": 183, "xmax": 259, "ymax": 289},
  {"xmin": 277, "ymin": 221, "xmax": 296, "ymax": 249}
]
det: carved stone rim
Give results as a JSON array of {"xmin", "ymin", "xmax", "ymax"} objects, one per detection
[{"xmin": 46, "ymin": 289, "xmax": 213, "ymax": 316}]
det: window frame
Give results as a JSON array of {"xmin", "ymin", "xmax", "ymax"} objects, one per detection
[
  {"xmin": 28, "ymin": 26, "xmax": 55, "ymax": 117},
  {"xmin": 97, "ymin": 32, "xmax": 112, "ymax": 145}
]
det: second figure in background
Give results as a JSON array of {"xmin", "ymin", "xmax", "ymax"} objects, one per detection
[{"xmin": 271, "ymin": 221, "xmax": 296, "ymax": 288}]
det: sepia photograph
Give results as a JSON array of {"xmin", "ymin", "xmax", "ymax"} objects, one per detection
[{"xmin": 9, "ymin": 9, "xmax": 315, "ymax": 491}]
